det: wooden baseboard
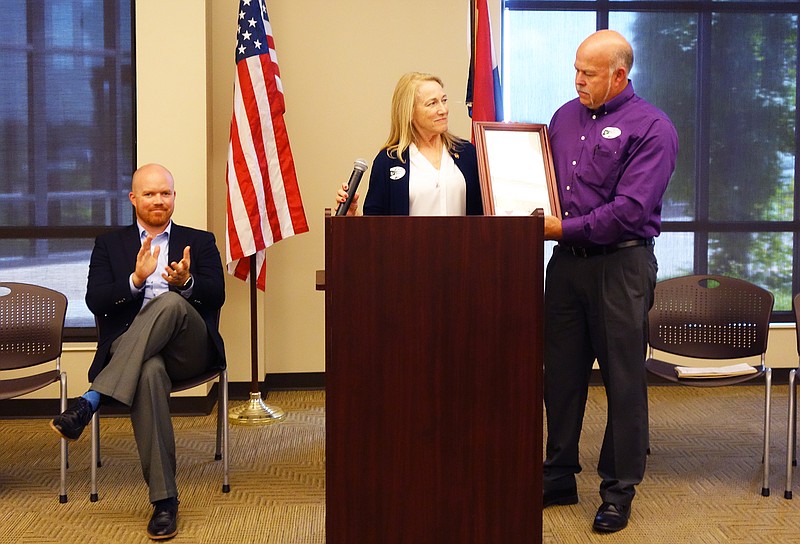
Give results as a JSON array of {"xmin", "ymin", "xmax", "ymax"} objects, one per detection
[
  {"xmin": 0, "ymin": 372, "xmax": 326, "ymax": 419},
  {"xmin": 1, "ymin": 369, "xmax": 787, "ymax": 418}
]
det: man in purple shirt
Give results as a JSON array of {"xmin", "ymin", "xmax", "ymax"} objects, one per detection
[{"xmin": 541, "ymin": 30, "xmax": 678, "ymax": 533}]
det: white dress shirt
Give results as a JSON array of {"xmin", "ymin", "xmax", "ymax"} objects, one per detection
[{"xmin": 408, "ymin": 143, "xmax": 467, "ymax": 216}]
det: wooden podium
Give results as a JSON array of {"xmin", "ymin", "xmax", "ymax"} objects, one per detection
[{"xmin": 323, "ymin": 211, "xmax": 544, "ymax": 543}]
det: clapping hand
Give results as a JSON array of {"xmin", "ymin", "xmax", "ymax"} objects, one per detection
[
  {"xmin": 163, "ymin": 245, "xmax": 191, "ymax": 287},
  {"xmin": 132, "ymin": 235, "xmax": 160, "ymax": 288}
]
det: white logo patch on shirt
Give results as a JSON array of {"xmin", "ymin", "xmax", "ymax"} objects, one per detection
[
  {"xmin": 601, "ymin": 127, "xmax": 621, "ymax": 139},
  {"xmin": 389, "ymin": 166, "xmax": 406, "ymax": 180}
]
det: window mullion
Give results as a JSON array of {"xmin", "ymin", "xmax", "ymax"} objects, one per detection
[
  {"xmin": 27, "ymin": 0, "xmax": 49, "ymax": 260},
  {"xmin": 693, "ymin": 8, "xmax": 713, "ymax": 275},
  {"xmin": 793, "ymin": 25, "xmax": 800, "ymax": 299}
]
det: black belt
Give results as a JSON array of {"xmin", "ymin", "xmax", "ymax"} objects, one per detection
[{"xmin": 558, "ymin": 238, "xmax": 654, "ymax": 258}]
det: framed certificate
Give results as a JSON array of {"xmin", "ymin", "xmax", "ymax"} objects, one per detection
[{"xmin": 473, "ymin": 122, "xmax": 561, "ymax": 218}]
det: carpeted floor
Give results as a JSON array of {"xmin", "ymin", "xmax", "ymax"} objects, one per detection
[
  {"xmin": 0, "ymin": 386, "xmax": 798, "ymax": 543},
  {"xmin": 0, "ymin": 390, "xmax": 325, "ymax": 544},
  {"xmin": 544, "ymin": 385, "xmax": 800, "ymax": 544}
]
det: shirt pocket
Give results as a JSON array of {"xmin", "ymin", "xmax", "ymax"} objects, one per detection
[{"xmin": 576, "ymin": 141, "xmax": 622, "ymax": 190}]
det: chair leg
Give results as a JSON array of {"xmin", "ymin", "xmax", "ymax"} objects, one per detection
[
  {"xmin": 215, "ymin": 379, "xmax": 223, "ymax": 461},
  {"xmin": 86, "ymin": 375, "xmax": 230, "ymax": 501},
  {"xmin": 761, "ymin": 367, "xmax": 771, "ymax": 497},
  {"xmin": 787, "ymin": 369, "xmax": 797, "ymax": 499},
  {"xmin": 794, "ymin": 376, "xmax": 798, "ymax": 469},
  {"xmin": 59, "ymin": 371, "xmax": 68, "ymax": 503},
  {"xmin": 221, "ymin": 369, "xmax": 230, "ymax": 493},
  {"xmin": 90, "ymin": 412, "xmax": 100, "ymax": 502}
]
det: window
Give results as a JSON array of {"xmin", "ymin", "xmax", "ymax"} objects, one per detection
[
  {"xmin": 503, "ymin": 1, "xmax": 799, "ymax": 317},
  {"xmin": 0, "ymin": 0, "xmax": 134, "ymax": 336}
]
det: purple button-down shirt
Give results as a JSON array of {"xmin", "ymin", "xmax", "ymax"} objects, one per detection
[{"xmin": 549, "ymin": 82, "xmax": 678, "ymax": 246}]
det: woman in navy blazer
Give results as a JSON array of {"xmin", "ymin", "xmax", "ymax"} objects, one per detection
[{"xmin": 337, "ymin": 72, "xmax": 483, "ymax": 216}]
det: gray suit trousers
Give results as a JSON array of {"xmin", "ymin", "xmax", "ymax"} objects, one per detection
[{"xmin": 91, "ymin": 292, "xmax": 214, "ymax": 503}]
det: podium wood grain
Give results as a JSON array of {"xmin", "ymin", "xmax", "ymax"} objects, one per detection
[{"xmin": 324, "ymin": 213, "xmax": 544, "ymax": 543}]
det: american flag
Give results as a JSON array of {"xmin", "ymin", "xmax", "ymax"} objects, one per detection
[{"xmin": 226, "ymin": 0, "xmax": 308, "ymax": 291}]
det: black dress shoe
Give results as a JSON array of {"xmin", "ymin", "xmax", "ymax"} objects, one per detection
[
  {"xmin": 543, "ymin": 487, "xmax": 579, "ymax": 508},
  {"xmin": 592, "ymin": 501, "xmax": 630, "ymax": 533},
  {"xmin": 50, "ymin": 397, "xmax": 94, "ymax": 441},
  {"xmin": 147, "ymin": 499, "xmax": 179, "ymax": 540}
]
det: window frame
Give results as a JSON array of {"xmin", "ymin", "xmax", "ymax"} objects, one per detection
[
  {"xmin": 0, "ymin": 0, "xmax": 136, "ymax": 340},
  {"xmin": 503, "ymin": 0, "xmax": 800, "ymax": 321}
]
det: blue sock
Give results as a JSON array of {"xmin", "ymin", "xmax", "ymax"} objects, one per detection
[{"xmin": 81, "ymin": 390, "xmax": 101, "ymax": 412}]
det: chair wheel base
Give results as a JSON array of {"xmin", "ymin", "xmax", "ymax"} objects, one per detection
[
  {"xmin": 222, "ymin": 484, "xmax": 230, "ymax": 493},
  {"xmin": 90, "ymin": 493, "xmax": 98, "ymax": 502},
  {"xmin": 785, "ymin": 490, "xmax": 793, "ymax": 499},
  {"xmin": 761, "ymin": 487, "xmax": 770, "ymax": 497},
  {"xmin": 59, "ymin": 494, "xmax": 67, "ymax": 504},
  {"xmin": 214, "ymin": 454, "xmax": 222, "ymax": 461}
]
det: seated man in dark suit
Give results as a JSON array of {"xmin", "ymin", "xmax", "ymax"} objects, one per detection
[{"xmin": 51, "ymin": 163, "xmax": 226, "ymax": 541}]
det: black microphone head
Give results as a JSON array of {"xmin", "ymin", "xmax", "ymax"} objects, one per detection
[{"xmin": 353, "ymin": 159, "xmax": 368, "ymax": 172}]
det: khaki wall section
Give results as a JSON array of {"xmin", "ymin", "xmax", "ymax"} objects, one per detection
[{"xmin": 208, "ymin": 0, "xmax": 480, "ymax": 382}]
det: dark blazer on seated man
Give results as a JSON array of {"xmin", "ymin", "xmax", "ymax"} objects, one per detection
[
  {"xmin": 86, "ymin": 222, "xmax": 226, "ymax": 382},
  {"xmin": 51, "ymin": 163, "xmax": 225, "ymax": 541}
]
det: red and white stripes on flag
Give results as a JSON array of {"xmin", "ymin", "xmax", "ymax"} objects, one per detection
[{"xmin": 226, "ymin": 0, "xmax": 308, "ymax": 291}]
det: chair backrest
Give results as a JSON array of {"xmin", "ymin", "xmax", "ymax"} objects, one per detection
[
  {"xmin": 0, "ymin": 282, "xmax": 68, "ymax": 370},
  {"xmin": 648, "ymin": 275, "xmax": 773, "ymax": 360}
]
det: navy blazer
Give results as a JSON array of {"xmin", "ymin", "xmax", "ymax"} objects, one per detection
[
  {"xmin": 362, "ymin": 140, "xmax": 483, "ymax": 215},
  {"xmin": 85, "ymin": 223, "xmax": 226, "ymax": 382}
]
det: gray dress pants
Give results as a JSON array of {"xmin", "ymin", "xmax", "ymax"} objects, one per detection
[
  {"xmin": 543, "ymin": 244, "xmax": 656, "ymax": 507},
  {"xmin": 91, "ymin": 292, "xmax": 214, "ymax": 502}
]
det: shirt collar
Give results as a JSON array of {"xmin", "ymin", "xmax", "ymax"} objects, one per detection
[
  {"xmin": 137, "ymin": 220, "xmax": 172, "ymax": 240},
  {"xmin": 591, "ymin": 80, "xmax": 635, "ymax": 115}
]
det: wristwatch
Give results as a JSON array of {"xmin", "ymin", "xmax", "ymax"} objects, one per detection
[{"xmin": 177, "ymin": 275, "xmax": 193, "ymax": 291}]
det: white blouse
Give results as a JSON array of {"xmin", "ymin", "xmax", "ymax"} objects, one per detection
[{"xmin": 407, "ymin": 143, "xmax": 467, "ymax": 216}]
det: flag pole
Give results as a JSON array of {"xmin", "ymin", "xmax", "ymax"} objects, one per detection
[
  {"xmin": 228, "ymin": 254, "xmax": 285, "ymax": 425},
  {"xmin": 226, "ymin": 0, "xmax": 308, "ymax": 424}
]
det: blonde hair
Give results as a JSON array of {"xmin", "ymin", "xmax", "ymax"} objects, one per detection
[{"xmin": 383, "ymin": 72, "xmax": 462, "ymax": 162}]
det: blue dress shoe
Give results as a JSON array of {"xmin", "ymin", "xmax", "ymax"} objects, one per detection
[
  {"xmin": 50, "ymin": 397, "xmax": 94, "ymax": 441},
  {"xmin": 592, "ymin": 501, "xmax": 630, "ymax": 532},
  {"xmin": 543, "ymin": 487, "xmax": 579, "ymax": 508},
  {"xmin": 147, "ymin": 498, "xmax": 178, "ymax": 540}
]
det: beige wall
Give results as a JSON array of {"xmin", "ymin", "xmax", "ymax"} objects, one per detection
[
  {"xmin": 33, "ymin": 0, "xmax": 798, "ymax": 401},
  {"xmin": 208, "ymin": 0, "xmax": 481, "ymax": 382}
]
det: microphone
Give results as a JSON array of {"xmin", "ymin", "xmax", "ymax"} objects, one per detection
[{"xmin": 335, "ymin": 159, "xmax": 369, "ymax": 216}]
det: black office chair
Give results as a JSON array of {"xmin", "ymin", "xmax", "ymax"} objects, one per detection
[
  {"xmin": 89, "ymin": 368, "xmax": 230, "ymax": 501},
  {"xmin": 0, "ymin": 282, "xmax": 69, "ymax": 502},
  {"xmin": 645, "ymin": 274, "xmax": 774, "ymax": 496}
]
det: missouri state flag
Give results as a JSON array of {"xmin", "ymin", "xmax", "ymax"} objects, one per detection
[{"xmin": 466, "ymin": 0, "xmax": 503, "ymax": 122}]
